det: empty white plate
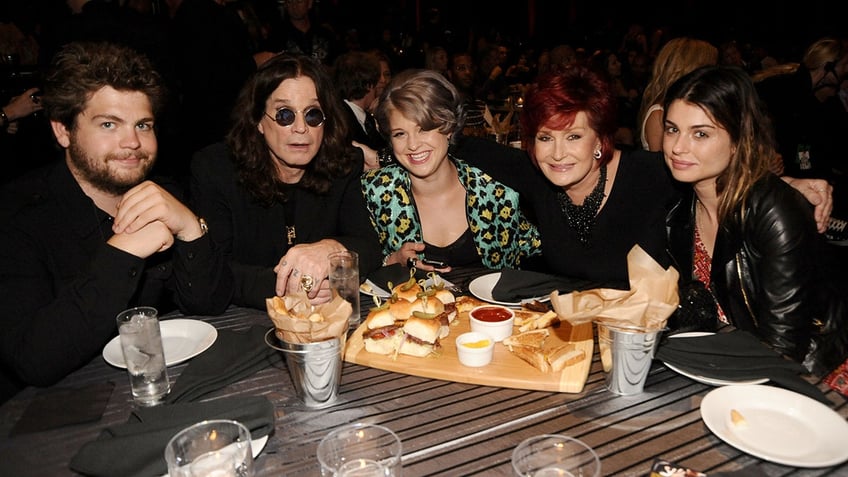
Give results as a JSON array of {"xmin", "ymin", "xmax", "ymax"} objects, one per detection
[
  {"xmin": 103, "ymin": 319, "xmax": 217, "ymax": 368},
  {"xmin": 701, "ymin": 384, "xmax": 848, "ymax": 467}
]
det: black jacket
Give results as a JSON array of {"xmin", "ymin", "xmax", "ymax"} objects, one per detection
[
  {"xmin": 0, "ymin": 162, "xmax": 232, "ymax": 402},
  {"xmin": 189, "ymin": 143, "xmax": 382, "ymax": 309},
  {"xmin": 666, "ymin": 174, "xmax": 848, "ymax": 375}
]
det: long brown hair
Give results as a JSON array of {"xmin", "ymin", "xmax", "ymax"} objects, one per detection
[
  {"xmin": 664, "ymin": 65, "xmax": 775, "ymax": 223},
  {"xmin": 226, "ymin": 54, "xmax": 357, "ymax": 206}
]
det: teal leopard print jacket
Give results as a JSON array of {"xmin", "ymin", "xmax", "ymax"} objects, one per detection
[{"xmin": 361, "ymin": 157, "xmax": 541, "ymax": 269}]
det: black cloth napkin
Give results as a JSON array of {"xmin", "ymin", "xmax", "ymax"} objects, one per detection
[
  {"xmin": 491, "ymin": 268, "xmax": 621, "ymax": 302},
  {"xmin": 69, "ymin": 395, "xmax": 275, "ymax": 477},
  {"xmin": 166, "ymin": 325, "xmax": 279, "ymax": 403},
  {"xmin": 366, "ymin": 264, "xmax": 430, "ymax": 291},
  {"xmin": 10, "ymin": 382, "xmax": 114, "ymax": 436},
  {"xmin": 656, "ymin": 330, "xmax": 831, "ymax": 405}
]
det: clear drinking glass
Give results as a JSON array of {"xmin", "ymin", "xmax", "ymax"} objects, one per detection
[
  {"xmin": 317, "ymin": 423, "xmax": 402, "ymax": 476},
  {"xmin": 116, "ymin": 306, "xmax": 169, "ymax": 406},
  {"xmin": 329, "ymin": 251, "xmax": 360, "ymax": 329},
  {"xmin": 511, "ymin": 434, "xmax": 601, "ymax": 477},
  {"xmin": 165, "ymin": 419, "xmax": 254, "ymax": 477}
]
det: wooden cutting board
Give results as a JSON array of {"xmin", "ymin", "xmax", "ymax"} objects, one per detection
[{"xmin": 344, "ymin": 307, "xmax": 594, "ymax": 393}]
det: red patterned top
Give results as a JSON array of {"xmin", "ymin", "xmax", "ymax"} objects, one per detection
[{"xmin": 693, "ymin": 225, "xmax": 728, "ymax": 324}]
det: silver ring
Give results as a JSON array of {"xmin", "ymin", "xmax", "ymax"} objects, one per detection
[
  {"xmin": 406, "ymin": 257, "xmax": 418, "ymax": 268},
  {"xmin": 300, "ymin": 274, "xmax": 315, "ymax": 293},
  {"xmin": 292, "ymin": 269, "xmax": 299, "ymax": 276},
  {"xmin": 281, "ymin": 260, "xmax": 287, "ymax": 266}
]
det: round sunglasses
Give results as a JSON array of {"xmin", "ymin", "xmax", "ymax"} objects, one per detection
[{"xmin": 265, "ymin": 107, "xmax": 326, "ymax": 128}]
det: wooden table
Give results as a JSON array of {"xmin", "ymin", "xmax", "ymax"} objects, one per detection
[{"xmin": 2, "ymin": 268, "xmax": 846, "ymax": 476}]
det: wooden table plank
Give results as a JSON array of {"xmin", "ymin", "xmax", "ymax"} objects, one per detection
[{"xmin": 2, "ymin": 303, "xmax": 847, "ymax": 477}]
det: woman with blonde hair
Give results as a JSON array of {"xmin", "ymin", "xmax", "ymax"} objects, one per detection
[
  {"xmin": 638, "ymin": 37, "xmax": 718, "ymax": 151},
  {"xmin": 362, "ymin": 69, "xmax": 541, "ymax": 272}
]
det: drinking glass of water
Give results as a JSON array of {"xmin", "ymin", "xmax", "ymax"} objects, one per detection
[
  {"xmin": 116, "ymin": 306, "xmax": 170, "ymax": 407},
  {"xmin": 511, "ymin": 434, "xmax": 600, "ymax": 477},
  {"xmin": 328, "ymin": 251, "xmax": 360, "ymax": 329},
  {"xmin": 165, "ymin": 419, "xmax": 254, "ymax": 477}
]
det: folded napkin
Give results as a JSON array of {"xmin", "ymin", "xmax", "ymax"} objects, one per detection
[
  {"xmin": 491, "ymin": 268, "xmax": 621, "ymax": 302},
  {"xmin": 166, "ymin": 325, "xmax": 279, "ymax": 403},
  {"xmin": 656, "ymin": 330, "xmax": 830, "ymax": 405},
  {"xmin": 366, "ymin": 263, "xmax": 429, "ymax": 290},
  {"xmin": 10, "ymin": 382, "xmax": 114, "ymax": 436},
  {"xmin": 69, "ymin": 395, "xmax": 275, "ymax": 477}
]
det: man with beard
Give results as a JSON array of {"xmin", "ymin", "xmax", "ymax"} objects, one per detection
[{"xmin": 0, "ymin": 42, "xmax": 232, "ymax": 404}]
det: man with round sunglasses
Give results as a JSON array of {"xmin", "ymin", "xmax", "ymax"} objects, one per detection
[
  {"xmin": 267, "ymin": 106, "xmax": 326, "ymax": 128},
  {"xmin": 190, "ymin": 53, "xmax": 382, "ymax": 309}
]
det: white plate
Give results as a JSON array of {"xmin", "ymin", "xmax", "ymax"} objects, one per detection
[
  {"xmin": 360, "ymin": 276, "xmax": 455, "ymax": 299},
  {"xmin": 103, "ymin": 319, "xmax": 218, "ymax": 368},
  {"xmin": 158, "ymin": 435, "xmax": 269, "ymax": 477},
  {"xmin": 468, "ymin": 272, "xmax": 551, "ymax": 307},
  {"xmin": 701, "ymin": 384, "xmax": 848, "ymax": 467},
  {"xmin": 662, "ymin": 332, "xmax": 768, "ymax": 386}
]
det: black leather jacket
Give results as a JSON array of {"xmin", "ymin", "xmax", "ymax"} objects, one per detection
[{"xmin": 666, "ymin": 174, "xmax": 848, "ymax": 375}]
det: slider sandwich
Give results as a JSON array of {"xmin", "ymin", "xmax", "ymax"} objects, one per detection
[
  {"xmin": 398, "ymin": 316, "xmax": 441, "ymax": 357},
  {"xmin": 392, "ymin": 276, "xmax": 422, "ymax": 302},
  {"xmin": 362, "ymin": 303, "xmax": 444, "ymax": 357},
  {"xmin": 390, "ymin": 295, "xmax": 445, "ymax": 321},
  {"xmin": 362, "ymin": 306, "xmax": 403, "ymax": 355}
]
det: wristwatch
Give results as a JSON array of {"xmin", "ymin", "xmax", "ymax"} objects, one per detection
[{"xmin": 198, "ymin": 217, "xmax": 209, "ymax": 236}]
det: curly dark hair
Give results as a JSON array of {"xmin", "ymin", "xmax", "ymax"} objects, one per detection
[
  {"xmin": 226, "ymin": 53, "xmax": 357, "ymax": 206},
  {"xmin": 42, "ymin": 41, "xmax": 166, "ymax": 130}
]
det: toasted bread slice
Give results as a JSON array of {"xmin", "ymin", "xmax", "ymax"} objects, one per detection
[
  {"xmin": 518, "ymin": 310, "xmax": 560, "ymax": 332},
  {"xmin": 503, "ymin": 329, "xmax": 550, "ymax": 349},
  {"xmin": 513, "ymin": 309, "xmax": 546, "ymax": 327},
  {"xmin": 455, "ymin": 295, "xmax": 488, "ymax": 313},
  {"xmin": 509, "ymin": 344, "xmax": 551, "ymax": 373},
  {"xmin": 547, "ymin": 344, "xmax": 585, "ymax": 372}
]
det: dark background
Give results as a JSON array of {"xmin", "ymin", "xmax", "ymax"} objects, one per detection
[{"xmin": 320, "ymin": 0, "xmax": 846, "ymax": 61}]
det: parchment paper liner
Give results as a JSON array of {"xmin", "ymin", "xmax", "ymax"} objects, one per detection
[
  {"xmin": 266, "ymin": 291, "xmax": 352, "ymax": 344},
  {"xmin": 549, "ymin": 245, "xmax": 679, "ymax": 332}
]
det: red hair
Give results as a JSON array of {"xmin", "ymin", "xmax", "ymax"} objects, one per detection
[{"xmin": 520, "ymin": 64, "xmax": 618, "ymax": 166}]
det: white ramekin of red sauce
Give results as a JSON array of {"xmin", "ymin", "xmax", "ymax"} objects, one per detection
[{"xmin": 469, "ymin": 305, "xmax": 515, "ymax": 342}]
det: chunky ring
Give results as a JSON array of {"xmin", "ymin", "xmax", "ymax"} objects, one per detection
[
  {"xmin": 300, "ymin": 274, "xmax": 315, "ymax": 293},
  {"xmin": 406, "ymin": 257, "xmax": 418, "ymax": 268}
]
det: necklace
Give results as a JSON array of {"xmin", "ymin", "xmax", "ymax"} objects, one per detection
[
  {"xmin": 557, "ymin": 164, "xmax": 607, "ymax": 246},
  {"xmin": 281, "ymin": 186, "xmax": 297, "ymax": 246}
]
